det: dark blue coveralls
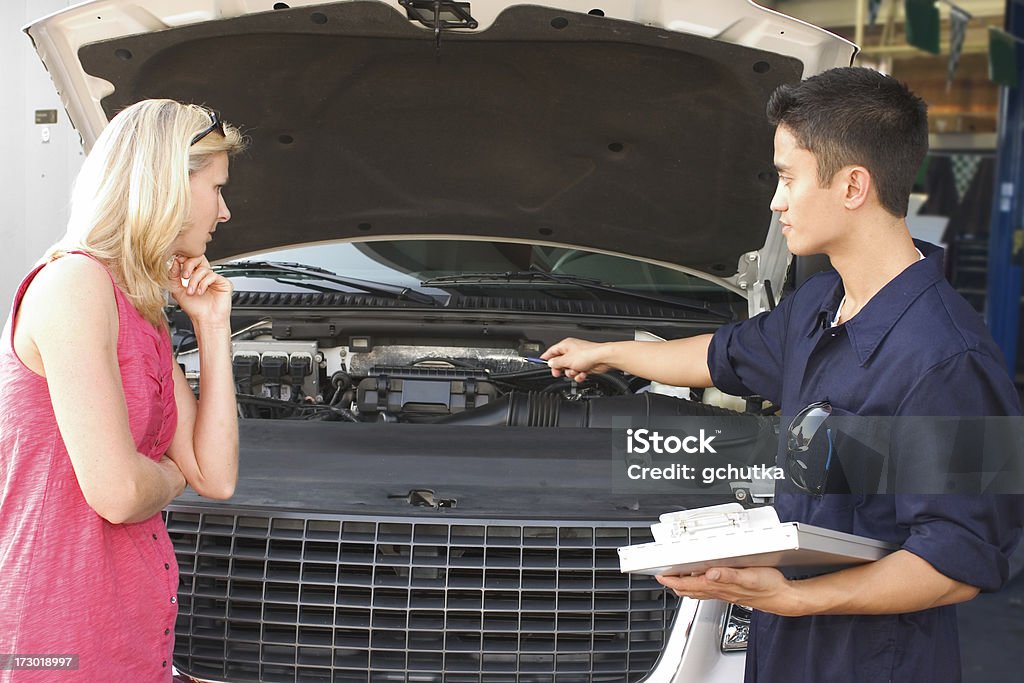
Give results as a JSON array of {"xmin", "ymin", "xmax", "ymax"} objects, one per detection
[{"xmin": 708, "ymin": 241, "xmax": 1024, "ymax": 682}]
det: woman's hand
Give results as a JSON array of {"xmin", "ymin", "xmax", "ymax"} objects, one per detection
[
  {"xmin": 541, "ymin": 337, "xmax": 614, "ymax": 383},
  {"xmin": 157, "ymin": 455, "xmax": 187, "ymax": 499},
  {"xmin": 167, "ymin": 255, "xmax": 232, "ymax": 327},
  {"xmin": 164, "ymin": 255, "xmax": 239, "ymax": 501}
]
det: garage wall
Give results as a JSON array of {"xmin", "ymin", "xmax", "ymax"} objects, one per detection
[{"xmin": 0, "ymin": 0, "xmax": 84, "ymax": 323}]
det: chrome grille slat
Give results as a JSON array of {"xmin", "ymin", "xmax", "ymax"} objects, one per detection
[{"xmin": 168, "ymin": 507, "xmax": 677, "ymax": 683}]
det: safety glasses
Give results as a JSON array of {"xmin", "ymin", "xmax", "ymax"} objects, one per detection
[
  {"xmin": 190, "ymin": 107, "xmax": 224, "ymax": 146},
  {"xmin": 785, "ymin": 401, "xmax": 833, "ymax": 495}
]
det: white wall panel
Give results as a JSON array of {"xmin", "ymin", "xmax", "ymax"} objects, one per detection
[{"xmin": 1, "ymin": 0, "xmax": 83, "ymax": 323}]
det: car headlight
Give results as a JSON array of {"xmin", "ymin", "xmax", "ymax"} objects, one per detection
[{"xmin": 721, "ymin": 603, "xmax": 753, "ymax": 652}]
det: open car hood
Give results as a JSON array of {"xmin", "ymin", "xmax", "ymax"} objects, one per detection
[{"xmin": 26, "ymin": 0, "xmax": 855, "ymax": 296}]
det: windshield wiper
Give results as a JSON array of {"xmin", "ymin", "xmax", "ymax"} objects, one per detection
[
  {"xmin": 420, "ymin": 270, "xmax": 733, "ymax": 320},
  {"xmin": 216, "ymin": 260, "xmax": 437, "ymax": 305}
]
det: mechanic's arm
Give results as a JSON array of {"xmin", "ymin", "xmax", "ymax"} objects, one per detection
[
  {"xmin": 164, "ymin": 256, "xmax": 238, "ymax": 500},
  {"xmin": 655, "ymin": 549, "xmax": 979, "ymax": 617},
  {"xmin": 541, "ymin": 335, "xmax": 714, "ymax": 387},
  {"xmin": 30, "ymin": 256, "xmax": 186, "ymax": 524}
]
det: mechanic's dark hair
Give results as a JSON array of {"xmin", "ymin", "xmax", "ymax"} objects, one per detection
[{"xmin": 766, "ymin": 67, "xmax": 928, "ymax": 217}]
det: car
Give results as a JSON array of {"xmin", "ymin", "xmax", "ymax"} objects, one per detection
[{"xmin": 25, "ymin": 1, "xmax": 855, "ymax": 681}]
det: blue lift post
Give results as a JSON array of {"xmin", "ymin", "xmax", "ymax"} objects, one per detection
[{"xmin": 987, "ymin": 0, "xmax": 1024, "ymax": 381}]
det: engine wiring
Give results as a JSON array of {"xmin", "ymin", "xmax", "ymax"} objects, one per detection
[{"xmin": 175, "ymin": 318, "xmax": 274, "ymax": 356}]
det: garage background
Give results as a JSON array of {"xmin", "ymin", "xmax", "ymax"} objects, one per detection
[{"xmin": 1, "ymin": 1, "xmax": 86, "ymax": 327}]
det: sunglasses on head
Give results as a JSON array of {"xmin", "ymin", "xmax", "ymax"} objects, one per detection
[
  {"xmin": 785, "ymin": 401, "xmax": 834, "ymax": 495},
  {"xmin": 190, "ymin": 107, "xmax": 224, "ymax": 146}
]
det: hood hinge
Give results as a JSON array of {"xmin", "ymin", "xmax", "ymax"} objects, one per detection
[{"xmin": 399, "ymin": 0, "xmax": 478, "ymax": 51}]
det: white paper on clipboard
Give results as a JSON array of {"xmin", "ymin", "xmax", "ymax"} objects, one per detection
[{"xmin": 618, "ymin": 503, "xmax": 897, "ymax": 578}]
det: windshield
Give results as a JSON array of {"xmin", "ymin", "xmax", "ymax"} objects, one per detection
[{"xmin": 224, "ymin": 239, "xmax": 743, "ymax": 306}]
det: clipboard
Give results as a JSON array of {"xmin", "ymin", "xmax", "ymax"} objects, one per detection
[{"xmin": 617, "ymin": 503, "xmax": 897, "ymax": 578}]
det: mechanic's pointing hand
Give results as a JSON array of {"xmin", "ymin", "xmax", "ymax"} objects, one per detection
[{"xmin": 541, "ymin": 337, "xmax": 613, "ymax": 383}]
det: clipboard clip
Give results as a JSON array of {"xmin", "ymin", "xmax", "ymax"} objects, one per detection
[{"xmin": 651, "ymin": 503, "xmax": 780, "ymax": 542}]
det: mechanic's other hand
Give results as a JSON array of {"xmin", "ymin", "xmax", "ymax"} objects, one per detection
[
  {"xmin": 541, "ymin": 337, "xmax": 612, "ymax": 383},
  {"xmin": 656, "ymin": 566, "xmax": 803, "ymax": 617},
  {"xmin": 168, "ymin": 255, "xmax": 232, "ymax": 326}
]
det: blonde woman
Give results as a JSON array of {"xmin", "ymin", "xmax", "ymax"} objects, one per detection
[{"xmin": 0, "ymin": 100, "xmax": 245, "ymax": 681}]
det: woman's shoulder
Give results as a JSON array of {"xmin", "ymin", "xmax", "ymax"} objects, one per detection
[
  {"xmin": 20, "ymin": 253, "xmax": 118, "ymax": 327},
  {"xmin": 30, "ymin": 252, "xmax": 112, "ymax": 292}
]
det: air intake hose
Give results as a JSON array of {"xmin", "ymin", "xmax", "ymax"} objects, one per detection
[{"xmin": 436, "ymin": 391, "xmax": 743, "ymax": 427}]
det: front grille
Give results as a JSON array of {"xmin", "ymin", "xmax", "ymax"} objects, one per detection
[{"xmin": 167, "ymin": 506, "xmax": 678, "ymax": 682}]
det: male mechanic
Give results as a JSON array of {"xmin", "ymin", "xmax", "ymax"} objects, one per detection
[{"xmin": 541, "ymin": 67, "xmax": 1023, "ymax": 682}]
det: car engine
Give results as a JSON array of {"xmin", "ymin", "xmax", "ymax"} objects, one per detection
[{"xmin": 174, "ymin": 320, "xmax": 752, "ymax": 426}]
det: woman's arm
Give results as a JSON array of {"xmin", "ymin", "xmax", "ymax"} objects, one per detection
[
  {"xmin": 164, "ymin": 256, "xmax": 238, "ymax": 499},
  {"xmin": 25, "ymin": 255, "xmax": 186, "ymax": 524}
]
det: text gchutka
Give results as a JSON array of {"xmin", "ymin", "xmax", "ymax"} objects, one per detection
[{"xmin": 626, "ymin": 428, "xmax": 716, "ymax": 454}]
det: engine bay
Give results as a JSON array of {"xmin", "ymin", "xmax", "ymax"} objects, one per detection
[
  {"xmin": 173, "ymin": 317, "xmax": 756, "ymax": 426},
  {"xmin": 170, "ymin": 311, "xmax": 778, "ymax": 505}
]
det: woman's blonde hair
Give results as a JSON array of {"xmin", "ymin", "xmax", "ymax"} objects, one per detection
[{"xmin": 47, "ymin": 99, "xmax": 246, "ymax": 328}]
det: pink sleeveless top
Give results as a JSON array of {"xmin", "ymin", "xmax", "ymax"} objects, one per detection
[{"xmin": 0, "ymin": 253, "xmax": 179, "ymax": 681}]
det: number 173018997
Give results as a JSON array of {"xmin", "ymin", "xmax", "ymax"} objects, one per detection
[{"xmin": 0, "ymin": 655, "xmax": 79, "ymax": 670}]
